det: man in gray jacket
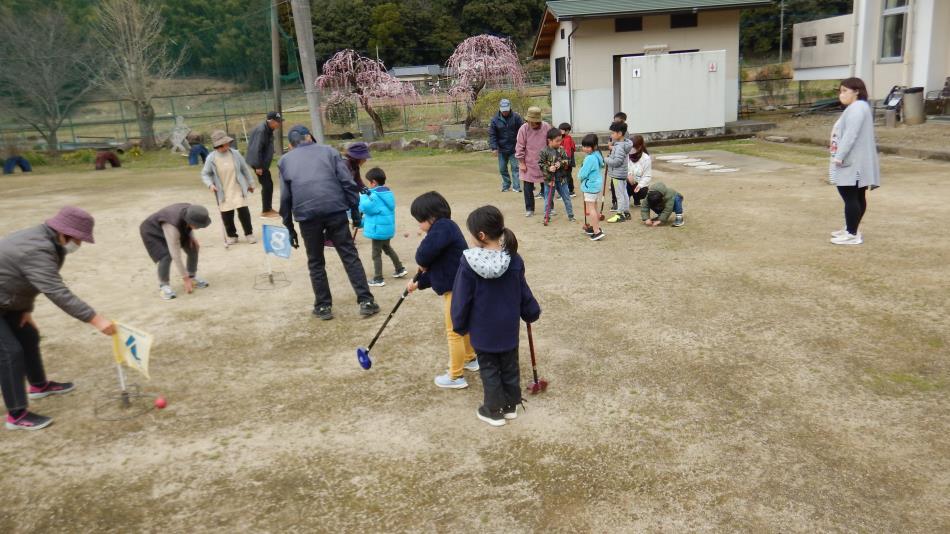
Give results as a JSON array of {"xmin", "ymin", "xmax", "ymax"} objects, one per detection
[
  {"xmin": 0, "ymin": 206, "xmax": 115, "ymax": 430},
  {"xmin": 246, "ymin": 111, "xmax": 283, "ymax": 218},
  {"xmin": 278, "ymin": 125, "xmax": 379, "ymax": 320}
]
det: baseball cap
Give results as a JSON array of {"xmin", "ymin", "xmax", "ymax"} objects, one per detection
[
  {"xmin": 499, "ymin": 99, "xmax": 511, "ymax": 112},
  {"xmin": 287, "ymin": 124, "xmax": 312, "ymax": 147},
  {"xmin": 266, "ymin": 111, "xmax": 284, "ymax": 122}
]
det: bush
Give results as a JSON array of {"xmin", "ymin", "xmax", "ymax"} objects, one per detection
[
  {"xmin": 22, "ymin": 151, "xmax": 48, "ymax": 166},
  {"xmin": 470, "ymin": 89, "xmax": 532, "ymax": 126},
  {"xmin": 754, "ymin": 64, "xmax": 791, "ymax": 105},
  {"xmin": 375, "ymin": 106, "xmax": 402, "ymax": 127},
  {"xmin": 325, "ymin": 98, "xmax": 358, "ymax": 128},
  {"xmin": 60, "ymin": 149, "xmax": 96, "ymax": 164}
]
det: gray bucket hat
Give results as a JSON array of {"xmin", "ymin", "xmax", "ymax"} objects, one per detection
[
  {"xmin": 184, "ymin": 205, "xmax": 212, "ymax": 229},
  {"xmin": 210, "ymin": 130, "xmax": 234, "ymax": 148}
]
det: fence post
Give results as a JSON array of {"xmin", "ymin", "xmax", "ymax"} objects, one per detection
[
  {"xmin": 68, "ymin": 116, "xmax": 77, "ymax": 143},
  {"xmin": 403, "ymin": 102, "xmax": 409, "ymax": 131},
  {"xmin": 169, "ymin": 96, "xmax": 176, "ymax": 117},
  {"xmin": 222, "ymin": 96, "xmax": 230, "ymax": 133},
  {"xmin": 798, "ymin": 81, "xmax": 803, "ymax": 107},
  {"xmin": 118, "ymin": 100, "xmax": 130, "ymax": 142}
]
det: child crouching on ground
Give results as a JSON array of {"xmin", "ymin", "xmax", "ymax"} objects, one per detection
[
  {"xmin": 578, "ymin": 134, "xmax": 606, "ymax": 241},
  {"xmin": 628, "ymin": 135, "xmax": 652, "ymax": 207},
  {"xmin": 642, "ymin": 182, "xmax": 685, "ymax": 227},
  {"xmin": 359, "ymin": 167, "xmax": 408, "ymax": 287},
  {"xmin": 407, "ymin": 191, "xmax": 478, "ymax": 389},
  {"xmin": 538, "ymin": 128, "xmax": 575, "ymax": 224},
  {"xmin": 451, "ymin": 205, "xmax": 541, "ymax": 426}
]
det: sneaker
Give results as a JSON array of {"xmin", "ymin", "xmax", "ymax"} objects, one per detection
[
  {"xmin": 583, "ymin": 225, "xmax": 594, "ymax": 236},
  {"xmin": 830, "ymin": 229, "xmax": 849, "ymax": 238},
  {"xmin": 610, "ymin": 203, "xmax": 618, "ymax": 212},
  {"xmin": 606, "ymin": 213, "xmax": 625, "ymax": 223},
  {"xmin": 434, "ymin": 373, "xmax": 469, "ymax": 389},
  {"xmin": 568, "ymin": 216, "xmax": 577, "ymax": 222},
  {"xmin": 624, "ymin": 212, "xmax": 633, "ymax": 221},
  {"xmin": 5, "ymin": 411, "xmax": 52, "ymax": 431},
  {"xmin": 513, "ymin": 189, "xmax": 522, "ymax": 193},
  {"xmin": 503, "ymin": 405, "xmax": 519, "ymax": 420},
  {"xmin": 463, "ymin": 359, "xmax": 479, "ymax": 372},
  {"xmin": 525, "ymin": 211, "xmax": 533, "ymax": 217},
  {"xmin": 190, "ymin": 276, "xmax": 209, "ymax": 289},
  {"xmin": 28, "ymin": 381, "xmax": 75, "ymax": 400},
  {"xmin": 590, "ymin": 231, "xmax": 606, "ymax": 241},
  {"xmin": 536, "ymin": 192, "xmax": 544, "ymax": 198},
  {"xmin": 226, "ymin": 236, "xmax": 238, "ymax": 245},
  {"xmin": 570, "ymin": 193, "xmax": 577, "ymax": 198},
  {"xmin": 368, "ymin": 278, "xmax": 386, "ymax": 287},
  {"xmin": 672, "ymin": 215, "xmax": 685, "ymax": 227},
  {"xmin": 261, "ymin": 210, "xmax": 280, "ymax": 218},
  {"xmin": 393, "ymin": 268, "xmax": 408, "ymax": 278},
  {"xmin": 501, "ymin": 187, "xmax": 510, "ymax": 192},
  {"xmin": 831, "ymin": 233, "xmax": 863, "ymax": 245},
  {"xmin": 359, "ymin": 300, "xmax": 380, "ymax": 317},
  {"xmin": 246, "ymin": 234, "xmax": 257, "ymax": 244},
  {"xmin": 476, "ymin": 406, "xmax": 506, "ymax": 427},
  {"xmin": 160, "ymin": 285, "xmax": 176, "ymax": 300},
  {"xmin": 312, "ymin": 305, "xmax": 333, "ymax": 320}
]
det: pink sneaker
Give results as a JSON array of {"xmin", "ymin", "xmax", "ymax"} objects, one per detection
[
  {"xmin": 28, "ymin": 381, "xmax": 75, "ymax": 400},
  {"xmin": 5, "ymin": 411, "xmax": 52, "ymax": 431}
]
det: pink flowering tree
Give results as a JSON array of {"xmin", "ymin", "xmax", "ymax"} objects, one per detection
[
  {"xmin": 317, "ymin": 49, "xmax": 418, "ymax": 136},
  {"xmin": 446, "ymin": 35, "xmax": 526, "ymax": 129}
]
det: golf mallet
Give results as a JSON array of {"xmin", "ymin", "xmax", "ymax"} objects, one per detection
[
  {"xmin": 598, "ymin": 150, "xmax": 608, "ymax": 221},
  {"xmin": 357, "ymin": 270, "xmax": 421, "ymax": 370},
  {"xmin": 211, "ymin": 188, "xmax": 229, "ymax": 250},
  {"xmin": 526, "ymin": 323, "xmax": 548, "ymax": 394}
]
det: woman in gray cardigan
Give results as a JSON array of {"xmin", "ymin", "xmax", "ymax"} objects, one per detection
[
  {"xmin": 829, "ymin": 77, "xmax": 880, "ymax": 246},
  {"xmin": 201, "ymin": 130, "xmax": 258, "ymax": 244}
]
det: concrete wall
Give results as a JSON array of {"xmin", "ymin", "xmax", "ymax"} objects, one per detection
[{"xmin": 792, "ymin": 15, "xmax": 852, "ymax": 72}]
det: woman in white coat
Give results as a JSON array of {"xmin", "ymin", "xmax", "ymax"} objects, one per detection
[{"xmin": 201, "ymin": 130, "xmax": 258, "ymax": 244}]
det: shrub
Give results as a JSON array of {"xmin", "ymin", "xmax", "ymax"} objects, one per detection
[
  {"xmin": 375, "ymin": 105, "xmax": 402, "ymax": 127},
  {"xmin": 60, "ymin": 149, "xmax": 96, "ymax": 164},
  {"xmin": 22, "ymin": 151, "xmax": 48, "ymax": 166},
  {"xmin": 325, "ymin": 98, "xmax": 358, "ymax": 128},
  {"xmin": 470, "ymin": 89, "xmax": 532, "ymax": 126},
  {"xmin": 754, "ymin": 64, "xmax": 791, "ymax": 105}
]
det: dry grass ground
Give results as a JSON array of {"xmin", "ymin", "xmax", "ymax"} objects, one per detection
[{"xmin": 0, "ymin": 141, "xmax": 947, "ymax": 532}]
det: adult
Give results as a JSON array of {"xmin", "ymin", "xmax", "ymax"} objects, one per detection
[
  {"xmin": 0, "ymin": 206, "xmax": 115, "ymax": 431},
  {"xmin": 139, "ymin": 203, "xmax": 212, "ymax": 300},
  {"xmin": 201, "ymin": 130, "xmax": 258, "ymax": 245},
  {"xmin": 488, "ymin": 98, "xmax": 524, "ymax": 193},
  {"xmin": 829, "ymin": 77, "xmax": 880, "ymax": 246},
  {"xmin": 278, "ymin": 125, "xmax": 379, "ymax": 320},
  {"xmin": 514, "ymin": 107, "xmax": 551, "ymax": 217},
  {"xmin": 343, "ymin": 142, "xmax": 372, "ymax": 190},
  {"xmin": 246, "ymin": 111, "xmax": 283, "ymax": 218}
]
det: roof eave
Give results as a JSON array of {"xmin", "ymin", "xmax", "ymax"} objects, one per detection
[{"xmin": 550, "ymin": 1, "xmax": 773, "ymax": 20}]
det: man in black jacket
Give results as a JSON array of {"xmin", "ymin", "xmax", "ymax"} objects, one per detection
[
  {"xmin": 246, "ymin": 111, "xmax": 283, "ymax": 218},
  {"xmin": 488, "ymin": 99, "xmax": 524, "ymax": 193}
]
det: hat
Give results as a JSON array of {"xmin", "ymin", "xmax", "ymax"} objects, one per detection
[
  {"xmin": 499, "ymin": 99, "xmax": 511, "ymax": 112},
  {"xmin": 210, "ymin": 130, "xmax": 234, "ymax": 148},
  {"xmin": 345, "ymin": 142, "xmax": 371, "ymax": 160},
  {"xmin": 287, "ymin": 124, "xmax": 311, "ymax": 147},
  {"xmin": 184, "ymin": 205, "xmax": 211, "ymax": 229},
  {"xmin": 266, "ymin": 111, "xmax": 284, "ymax": 122},
  {"xmin": 46, "ymin": 206, "xmax": 95, "ymax": 244},
  {"xmin": 525, "ymin": 107, "xmax": 543, "ymax": 123}
]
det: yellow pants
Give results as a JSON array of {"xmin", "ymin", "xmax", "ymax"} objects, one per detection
[{"xmin": 443, "ymin": 291, "xmax": 476, "ymax": 379}]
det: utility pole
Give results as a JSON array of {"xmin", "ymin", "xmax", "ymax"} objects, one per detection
[
  {"xmin": 289, "ymin": 0, "xmax": 325, "ymax": 143},
  {"xmin": 778, "ymin": 0, "xmax": 785, "ymax": 64},
  {"xmin": 271, "ymin": 0, "xmax": 283, "ymax": 155}
]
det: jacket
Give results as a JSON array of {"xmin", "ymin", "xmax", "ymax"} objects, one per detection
[
  {"xmin": 606, "ymin": 138, "xmax": 633, "ymax": 179},
  {"xmin": 0, "ymin": 224, "xmax": 96, "ymax": 321},
  {"xmin": 140, "ymin": 203, "xmax": 194, "ymax": 263},
  {"xmin": 358, "ymin": 186, "xmax": 396, "ymax": 240},
  {"xmin": 514, "ymin": 121, "xmax": 551, "ymax": 184},
  {"xmin": 641, "ymin": 182, "xmax": 682, "ymax": 222},
  {"xmin": 830, "ymin": 100, "xmax": 880, "ymax": 188},
  {"xmin": 628, "ymin": 152, "xmax": 653, "ymax": 188},
  {"xmin": 488, "ymin": 112, "xmax": 524, "ymax": 155},
  {"xmin": 538, "ymin": 146, "xmax": 571, "ymax": 184},
  {"xmin": 450, "ymin": 248, "xmax": 541, "ymax": 353},
  {"xmin": 578, "ymin": 151, "xmax": 605, "ymax": 194},
  {"xmin": 415, "ymin": 218, "xmax": 467, "ymax": 295},
  {"xmin": 278, "ymin": 141, "xmax": 360, "ymax": 226},
  {"xmin": 245, "ymin": 121, "xmax": 275, "ymax": 169},
  {"xmin": 200, "ymin": 148, "xmax": 258, "ymax": 205},
  {"xmin": 562, "ymin": 134, "xmax": 577, "ymax": 166}
]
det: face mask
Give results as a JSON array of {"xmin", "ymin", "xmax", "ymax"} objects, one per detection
[{"xmin": 63, "ymin": 240, "xmax": 80, "ymax": 254}]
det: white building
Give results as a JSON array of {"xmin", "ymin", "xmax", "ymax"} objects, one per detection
[
  {"xmin": 532, "ymin": 0, "xmax": 771, "ymax": 134},
  {"xmin": 792, "ymin": 0, "xmax": 950, "ymax": 99}
]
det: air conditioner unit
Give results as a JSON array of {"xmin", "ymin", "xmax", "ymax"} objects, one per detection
[{"xmin": 644, "ymin": 44, "xmax": 669, "ymax": 55}]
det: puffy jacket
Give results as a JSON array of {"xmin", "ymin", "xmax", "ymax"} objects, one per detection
[
  {"xmin": 641, "ymin": 182, "xmax": 683, "ymax": 222},
  {"xmin": 0, "ymin": 224, "xmax": 96, "ymax": 321},
  {"xmin": 358, "ymin": 186, "xmax": 396, "ymax": 240},
  {"xmin": 488, "ymin": 112, "xmax": 524, "ymax": 155},
  {"xmin": 278, "ymin": 141, "xmax": 360, "ymax": 226},
  {"xmin": 606, "ymin": 138, "xmax": 633, "ymax": 179},
  {"xmin": 415, "ymin": 218, "xmax": 467, "ymax": 295},
  {"xmin": 578, "ymin": 151, "xmax": 605, "ymax": 194}
]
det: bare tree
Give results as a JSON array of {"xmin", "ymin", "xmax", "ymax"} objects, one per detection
[
  {"xmin": 93, "ymin": 0, "xmax": 184, "ymax": 149},
  {"xmin": 446, "ymin": 35, "xmax": 526, "ymax": 129},
  {"xmin": 0, "ymin": 9, "xmax": 100, "ymax": 152}
]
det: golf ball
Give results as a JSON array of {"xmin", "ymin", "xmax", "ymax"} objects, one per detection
[{"xmin": 154, "ymin": 396, "xmax": 167, "ymax": 409}]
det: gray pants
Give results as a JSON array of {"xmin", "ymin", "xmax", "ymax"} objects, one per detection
[
  {"xmin": 371, "ymin": 239, "xmax": 404, "ymax": 280},
  {"xmin": 613, "ymin": 178, "xmax": 630, "ymax": 213},
  {"xmin": 157, "ymin": 245, "xmax": 199, "ymax": 285}
]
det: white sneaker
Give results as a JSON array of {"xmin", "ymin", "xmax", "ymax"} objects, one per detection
[
  {"xmin": 830, "ymin": 229, "xmax": 849, "ymax": 238},
  {"xmin": 434, "ymin": 373, "xmax": 468, "ymax": 389},
  {"xmin": 830, "ymin": 233, "xmax": 863, "ymax": 245},
  {"xmin": 160, "ymin": 285, "xmax": 176, "ymax": 300},
  {"xmin": 226, "ymin": 237, "xmax": 238, "ymax": 245},
  {"xmin": 525, "ymin": 211, "xmax": 533, "ymax": 217},
  {"xmin": 463, "ymin": 359, "xmax": 479, "ymax": 372},
  {"xmin": 246, "ymin": 234, "xmax": 257, "ymax": 244}
]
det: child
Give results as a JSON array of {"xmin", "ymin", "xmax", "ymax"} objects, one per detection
[
  {"xmin": 558, "ymin": 122, "xmax": 577, "ymax": 197},
  {"xmin": 627, "ymin": 135, "xmax": 652, "ymax": 207},
  {"xmin": 407, "ymin": 192, "xmax": 478, "ymax": 388},
  {"xmin": 578, "ymin": 134, "xmax": 606, "ymax": 241},
  {"xmin": 609, "ymin": 113, "xmax": 627, "ymax": 211},
  {"xmin": 451, "ymin": 205, "xmax": 541, "ymax": 427},
  {"xmin": 605, "ymin": 122, "xmax": 633, "ymax": 223},
  {"xmin": 139, "ymin": 203, "xmax": 212, "ymax": 300},
  {"xmin": 359, "ymin": 168, "xmax": 408, "ymax": 287},
  {"xmin": 537, "ymin": 128, "xmax": 575, "ymax": 224},
  {"xmin": 642, "ymin": 182, "xmax": 685, "ymax": 227},
  {"xmin": 613, "ymin": 112, "xmax": 627, "ymax": 123}
]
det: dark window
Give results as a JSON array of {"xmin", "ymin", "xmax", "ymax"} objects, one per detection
[
  {"xmin": 560, "ymin": 29, "xmax": 565, "ymax": 39},
  {"xmin": 669, "ymin": 49, "xmax": 700, "ymax": 54},
  {"xmin": 555, "ymin": 57, "xmax": 567, "ymax": 86},
  {"xmin": 801, "ymin": 36, "xmax": 818, "ymax": 47},
  {"xmin": 670, "ymin": 12, "xmax": 698, "ymax": 28},
  {"xmin": 826, "ymin": 32, "xmax": 844, "ymax": 44},
  {"xmin": 615, "ymin": 16, "xmax": 643, "ymax": 32}
]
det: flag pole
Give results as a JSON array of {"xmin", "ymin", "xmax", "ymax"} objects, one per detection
[
  {"xmin": 112, "ymin": 328, "xmax": 131, "ymax": 408},
  {"xmin": 266, "ymin": 253, "xmax": 275, "ymax": 285}
]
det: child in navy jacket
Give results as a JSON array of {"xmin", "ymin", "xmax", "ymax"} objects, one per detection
[
  {"xmin": 451, "ymin": 205, "xmax": 541, "ymax": 427},
  {"xmin": 406, "ymin": 191, "xmax": 478, "ymax": 389}
]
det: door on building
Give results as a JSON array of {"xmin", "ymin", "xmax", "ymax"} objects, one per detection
[{"xmin": 613, "ymin": 53, "xmax": 645, "ymax": 115}]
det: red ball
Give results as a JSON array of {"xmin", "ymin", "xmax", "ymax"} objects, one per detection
[{"xmin": 154, "ymin": 396, "xmax": 167, "ymax": 409}]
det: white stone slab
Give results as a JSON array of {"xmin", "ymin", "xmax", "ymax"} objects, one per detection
[
  {"xmin": 656, "ymin": 154, "xmax": 688, "ymax": 161},
  {"xmin": 684, "ymin": 161, "xmax": 709, "ymax": 167},
  {"xmin": 710, "ymin": 168, "xmax": 739, "ymax": 173}
]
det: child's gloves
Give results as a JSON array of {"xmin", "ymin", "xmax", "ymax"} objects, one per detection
[{"xmin": 361, "ymin": 187, "xmax": 372, "ymax": 196}]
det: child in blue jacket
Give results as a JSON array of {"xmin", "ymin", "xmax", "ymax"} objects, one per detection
[
  {"xmin": 451, "ymin": 205, "xmax": 541, "ymax": 427},
  {"xmin": 359, "ymin": 168, "xmax": 407, "ymax": 286},
  {"xmin": 406, "ymin": 191, "xmax": 478, "ymax": 389},
  {"xmin": 577, "ymin": 133, "xmax": 605, "ymax": 241}
]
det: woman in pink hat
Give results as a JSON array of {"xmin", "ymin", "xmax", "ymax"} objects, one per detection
[{"xmin": 0, "ymin": 206, "xmax": 115, "ymax": 430}]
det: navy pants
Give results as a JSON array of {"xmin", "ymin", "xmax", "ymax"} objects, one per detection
[
  {"xmin": 0, "ymin": 312, "xmax": 46, "ymax": 413},
  {"xmin": 299, "ymin": 213, "xmax": 374, "ymax": 309}
]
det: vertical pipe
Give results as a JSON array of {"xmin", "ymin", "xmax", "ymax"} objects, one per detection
[
  {"xmin": 290, "ymin": 0, "xmax": 325, "ymax": 143},
  {"xmin": 271, "ymin": 0, "xmax": 284, "ymax": 154},
  {"xmin": 118, "ymin": 100, "xmax": 129, "ymax": 141},
  {"xmin": 223, "ymin": 97, "xmax": 230, "ymax": 133}
]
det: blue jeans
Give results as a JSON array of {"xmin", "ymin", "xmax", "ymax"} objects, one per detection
[
  {"xmin": 544, "ymin": 180, "xmax": 574, "ymax": 219},
  {"xmin": 673, "ymin": 194, "xmax": 684, "ymax": 215},
  {"xmin": 497, "ymin": 153, "xmax": 521, "ymax": 191}
]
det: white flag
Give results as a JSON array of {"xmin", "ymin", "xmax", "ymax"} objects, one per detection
[{"xmin": 112, "ymin": 322, "xmax": 153, "ymax": 380}]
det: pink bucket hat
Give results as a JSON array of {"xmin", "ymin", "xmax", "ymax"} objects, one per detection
[{"xmin": 46, "ymin": 206, "xmax": 96, "ymax": 244}]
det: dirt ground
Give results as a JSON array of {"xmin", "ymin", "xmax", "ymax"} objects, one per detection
[{"xmin": 0, "ymin": 142, "xmax": 948, "ymax": 532}]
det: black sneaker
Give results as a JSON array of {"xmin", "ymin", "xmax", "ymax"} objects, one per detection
[
  {"xmin": 359, "ymin": 301, "xmax": 380, "ymax": 317},
  {"xmin": 502, "ymin": 405, "xmax": 520, "ymax": 420},
  {"xmin": 312, "ymin": 306, "xmax": 333, "ymax": 320},
  {"xmin": 5, "ymin": 411, "xmax": 52, "ymax": 431},
  {"xmin": 28, "ymin": 380, "xmax": 75, "ymax": 399},
  {"xmin": 476, "ymin": 405, "xmax": 506, "ymax": 427},
  {"xmin": 624, "ymin": 212, "xmax": 633, "ymax": 221},
  {"xmin": 583, "ymin": 225, "xmax": 594, "ymax": 236},
  {"xmin": 368, "ymin": 278, "xmax": 386, "ymax": 287},
  {"xmin": 590, "ymin": 231, "xmax": 606, "ymax": 241}
]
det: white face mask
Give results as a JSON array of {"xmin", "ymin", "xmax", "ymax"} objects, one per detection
[{"xmin": 63, "ymin": 240, "xmax": 81, "ymax": 254}]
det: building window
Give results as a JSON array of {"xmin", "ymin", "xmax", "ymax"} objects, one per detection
[
  {"xmin": 801, "ymin": 36, "xmax": 818, "ymax": 47},
  {"xmin": 669, "ymin": 49, "xmax": 700, "ymax": 54},
  {"xmin": 881, "ymin": 0, "xmax": 908, "ymax": 60},
  {"xmin": 670, "ymin": 13, "xmax": 698, "ymax": 29},
  {"xmin": 555, "ymin": 57, "xmax": 567, "ymax": 86},
  {"xmin": 825, "ymin": 32, "xmax": 845, "ymax": 45},
  {"xmin": 560, "ymin": 29, "xmax": 565, "ymax": 39},
  {"xmin": 615, "ymin": 16, "xmax": 643, "ymax": 32}
]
